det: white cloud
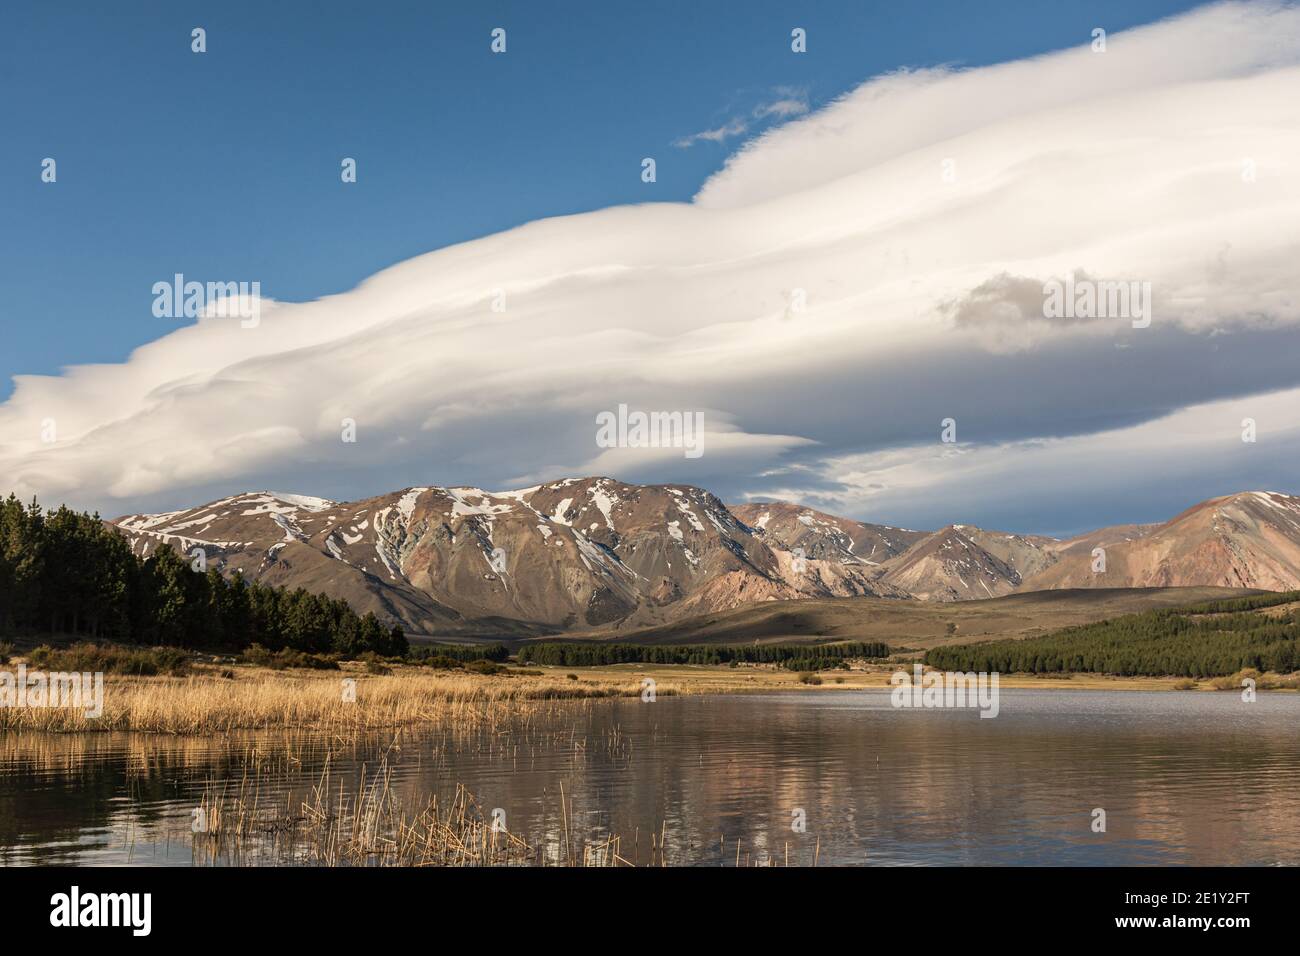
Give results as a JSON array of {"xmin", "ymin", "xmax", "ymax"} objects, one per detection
[
  {"xmin": 2, "ymin": 0, "xmax": 1300, "ymax": 532},
  {"xmin": 675, "ymin": 88, "xmax": 809, "ymax": 148},
  {"xmin": 752, "ymin": 95, "xmax": 809, "ymax": 120},
  {"xmin": 752, "ymin": 385, "xmax": 1300, "ymax": 536},
  {"xmin": 694, "ymin": 0, "xmax": 1300, "ymax": 207},
  {"xmin": 673, "ymin": 116, "xmax": 749, "ymax": 148}
]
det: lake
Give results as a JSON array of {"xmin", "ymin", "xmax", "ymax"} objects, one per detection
[{"xmin": 2, "ymin": 689, "xmax": 1297, "ymax": 866}]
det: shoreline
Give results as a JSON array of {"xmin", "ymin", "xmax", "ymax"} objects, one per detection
[
  {"xmin": 1, "ymin": 658, "xmax": 1295, "ymax": 736},
  {"xmin": 542, "ymin": 662, "xmax": 1298, "ymax": 694}
]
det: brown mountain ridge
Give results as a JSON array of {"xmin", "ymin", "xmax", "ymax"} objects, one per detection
[{"xmin": 109, "ymin": 484, "xmax": 1300, "ymax": 635}]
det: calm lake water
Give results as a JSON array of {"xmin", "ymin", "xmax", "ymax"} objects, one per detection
[{"xmin": 2, "ymin": 689, "xmax": 1297, "ymax": 866}]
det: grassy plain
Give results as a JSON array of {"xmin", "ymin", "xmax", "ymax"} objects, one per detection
[{"xmin": 582, "ymin": 586, "xmax": 1258, "ymax": 650}]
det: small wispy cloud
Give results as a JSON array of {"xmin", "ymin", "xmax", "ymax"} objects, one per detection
[
  {"xmin": 675, "ymin": 88, "xmax": 809, "ymax": 148},
  {"xmin": 752, "ymin": 91, "xmax": 809, "ymax": 120},
  {"xmin": 673, "ymin": 116, "xmax": 748, "ymax": 148}
]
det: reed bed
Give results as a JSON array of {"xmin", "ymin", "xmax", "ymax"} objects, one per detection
[
  {"xmin": 188, "ymin": 738, "xmax": 641, "ymax": 866},
  {"xmin": 195, "ymin": 759, "xmax": 538, "ymax": 866},
  {"xmin": 0, "ymin": 665, "xmax": 685, "ymax": 735}
]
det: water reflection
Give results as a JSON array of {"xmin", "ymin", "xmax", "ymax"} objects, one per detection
[{"xmin": 1, "ymin": 690, "xmax": 1297, "ymax": 866}]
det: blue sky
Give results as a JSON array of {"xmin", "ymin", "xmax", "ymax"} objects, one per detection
[
  {"xmin": 0, "ymin": 0, "xmax": 1203, "ymax": 401},
  {"xmin": 4, "ymin": 0, "xmax": 1295, "ymax": 537}
]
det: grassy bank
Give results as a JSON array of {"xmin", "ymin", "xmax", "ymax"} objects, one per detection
[
  {"xmin": 4, "ymin": 647, "xmax": 882, "ymax": 734},
  {"xmin": 0, "ymin": 655, "xmax": 688, "ymax": 734},
  {"xmin": 4, "ymin": 641, "xmax": 1297, "ymax": 736}
]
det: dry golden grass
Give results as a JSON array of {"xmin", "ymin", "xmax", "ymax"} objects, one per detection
[
  {"xmin": 1207, "ymin": 667, "xmax": 1300, "ymax": 691},
  {"xmin": 0, "ymin": 661, "xmax": 689, "ymax": 735}
]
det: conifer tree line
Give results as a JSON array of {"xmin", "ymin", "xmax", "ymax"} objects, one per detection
[
  {"xmin": 408, "ymin": 643, "xmax": 510, "ymax": 663},
  {"xmin": 518, "ymin": 640, "xmax": 891, "ymax": 669},
  {"xmin": 0, "ymin": 496, "xmax": 407, "ymax": 656},
  {"xmin": 925, "ymin": 592, "xmax": 1300, "ymax": 678}
]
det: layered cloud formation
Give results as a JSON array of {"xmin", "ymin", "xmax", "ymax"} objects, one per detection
[{"xmin": 3, "ymin": 0, "xmax": 1299, "ymax": 533}]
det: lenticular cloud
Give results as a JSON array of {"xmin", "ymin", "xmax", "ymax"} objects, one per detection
[{"xmin": 2, "ymin": 1, "xmax": 1299, "ymax": 529}]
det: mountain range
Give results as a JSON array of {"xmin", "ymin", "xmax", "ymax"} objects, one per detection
[{"xmin": 109, "ymin": 481, "xmax": 1300, "ymax": 636}]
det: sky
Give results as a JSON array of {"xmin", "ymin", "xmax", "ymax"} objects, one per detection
[{"xmin": 2, "ymin": 0, "xmax": 1298, "ymax": 536}]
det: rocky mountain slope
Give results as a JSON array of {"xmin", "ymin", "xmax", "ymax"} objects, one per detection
[
  {"xmin": 111, "ymin": 483, "xmax": 1300, "ymax": 633},
  {"xmin": 1020, "ymin": 492, "xmax": 1300, "ymax": 592},
  {"xmin": 729, "ymin": 503, "xmax": 926, "ymax": 566},
  {"xmin": 874, "ymin": 525, "xmax": 1057, "ymax": 601},
  {"xmin": 113, "ymin": 479, "xmax": 904, "ymax": 634}
]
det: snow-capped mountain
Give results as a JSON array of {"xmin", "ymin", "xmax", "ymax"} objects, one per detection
[
  {"xmin": 111, "ymin": 478, "xmax": 905, "ymax": 634},
  {"xmin": 111, "ymin": 483, "xmax": 1300, "ymax": 633}
]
